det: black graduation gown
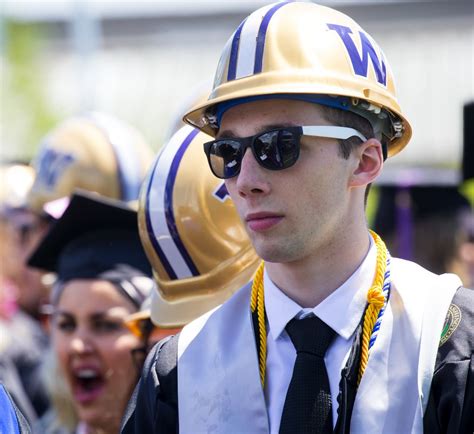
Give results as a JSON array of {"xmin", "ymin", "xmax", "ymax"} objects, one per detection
[{"xmin": 120, "ymin": 287, "xmax": 474, "ymax": 434}]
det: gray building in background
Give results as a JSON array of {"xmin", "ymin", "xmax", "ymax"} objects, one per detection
[{"xmin": 1, "ymin": 0, "xmax": 473, "ymax": 183}]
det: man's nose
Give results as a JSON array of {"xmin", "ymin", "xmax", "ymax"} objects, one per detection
[{"xmin": 235, "ymin": 148, "xmax": 271, "ymax": 198}]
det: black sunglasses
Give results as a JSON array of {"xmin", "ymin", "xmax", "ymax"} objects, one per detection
[{"xmin": 203, "ymin": 125, "xmax": 367, "ymax": 179}]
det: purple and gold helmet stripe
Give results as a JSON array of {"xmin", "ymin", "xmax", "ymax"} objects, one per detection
[
  {"xmin": 164, "ymin": 127, "xmax": 200, "ymax": 277},
  {"xmin": 145, "ymin": 155, "xmax": 177, "ymax": 280},
  {"xmin": 226, "ymin": 1, "xmax": 290, "ymax": 82},
  {"xmin": 145, "ymin": 126, "xmax": 201, "ymax": 280},
  {"xmin": 227, "ymin": 19, "xmax": 247, "ymax": 81},
  {"xmin": 254, "ymin": 1, "xmax": 289, "ymax": 74}
]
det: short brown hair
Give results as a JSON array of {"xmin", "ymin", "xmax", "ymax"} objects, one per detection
[
  {"xmin": 322, "ymin": 106, "xmax": 375, "ymax": 158},
  {"xmin": 322, "ymin": 107, "xmax": 375, "ymax": 204}
]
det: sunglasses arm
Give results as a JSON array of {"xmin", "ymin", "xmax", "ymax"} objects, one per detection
[{"xmin": 302, "ymin": 126, "xmax": 367, "ymax": 142}]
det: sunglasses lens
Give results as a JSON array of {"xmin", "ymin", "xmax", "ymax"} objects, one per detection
[
  {"xmin": 206, "ymin": 129, "xmax": 300, "ymax": 178},
  {"xmin": 254, "ymin": 130, "xmax": 299, "ymax": 170},
  {"xmin": 208, "ymin": 140, "xmax": 242, "ymax": 179}
]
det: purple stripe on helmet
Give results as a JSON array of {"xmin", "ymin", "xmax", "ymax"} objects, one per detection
[
  {"xmin": 164, "ymin": 127, "xmax": 201, "ymax": 277},
  {"xmin": 145, "ymin": 156, "xmax": 178, "ymax": 280},
  {"xmin": 254, "ymin": 1, "xmax": 289, "ymax": 74},
  {"xmin": 227, "ymin": 19, "xmax": 247, "ymax": 81}
]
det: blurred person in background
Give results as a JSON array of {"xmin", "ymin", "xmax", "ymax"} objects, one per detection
[
  {"xmin": 0, "ymin": 112, "xmax": 153, "ymax": 421},
  {"xmin": 374, "ymin": 101, "xmax": 474, "ymax": 287},
  {"xmin": 0, "ymin": 162, "xmax": 51, "ymax": 423},
  {"xmin": 373, "ymin": 184, "xmax": 473, "ymax": 286},
  {"xmin": 0, "ymin": 162, "xmax": 51, "ymax": 322},
  {"xmin": 22, "ymin": 111, "xmax": 154, "ymax": 317},
  {"xmin": 121, "ymin": 125, "xmax": 259, "ymax": 432},
  {"xmin": 4, "ymin": 112, "xmax": 154, "ymax": 320},
  {"xmin": 28, "ymin": 192, "xmax": 154, "ymax": 434}
]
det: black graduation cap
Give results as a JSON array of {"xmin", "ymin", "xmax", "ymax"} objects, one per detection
[
  {"xmin": 28, "ymin": 190, "xmax": 152, "ymax": 283},
  {"xmin": 373, "ymin": 185, "xmax": 471, "ymax": 236}
]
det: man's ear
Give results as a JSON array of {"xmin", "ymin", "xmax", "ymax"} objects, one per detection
[{"xmin": 349, "ymin": 138, "xmax": 383, "ymax": 188}]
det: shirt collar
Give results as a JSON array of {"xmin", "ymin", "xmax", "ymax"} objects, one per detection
[{"xmin": 264, "ymin": 235, "xmax": 376, "ymax": 341}]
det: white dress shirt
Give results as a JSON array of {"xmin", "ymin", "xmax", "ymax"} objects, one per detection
[{"xmin": 263, "ymin": 238, "xmax": 376, "ymax": 433}]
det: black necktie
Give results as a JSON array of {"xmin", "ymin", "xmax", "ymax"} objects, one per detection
[{"xmin": 279, "ymin": 315, "xmax": 337, "ymax": 434}]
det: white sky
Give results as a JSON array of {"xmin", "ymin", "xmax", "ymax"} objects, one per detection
[
  {"xmin": 2, "ymin": 0, "xmax": 440, "ymax": 22},
  {"xmin": 3, "ymin": 1, "xmax": 281, "ymax": 21}
]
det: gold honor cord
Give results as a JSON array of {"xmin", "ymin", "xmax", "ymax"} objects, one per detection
[{"xmin": 250, "ymin": 230, "xmax": 389, "ymax": 387}]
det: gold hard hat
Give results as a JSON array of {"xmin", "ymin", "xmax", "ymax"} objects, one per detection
[
  {"xmin": 138, "ymin": 125, "xmax": 259, "ymax": 327},
  {"xmin": 184, "ymin": 1, "xmax": 411, "ymax": 157},
  {"xmin": 27, "ymin": 112, "xmax": 154, "ymax": 213}
]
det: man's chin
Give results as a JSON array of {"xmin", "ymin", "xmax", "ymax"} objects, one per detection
[{"xmin": 254, "ymin": 241, "xmax": 298, "ymax": 264}]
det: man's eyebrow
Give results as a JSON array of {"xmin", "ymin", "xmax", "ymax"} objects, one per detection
[
  {"xmin": 216, "ymin": 129, "xmax": 235, "ymax": 139},
  {"xmin": 217, "ymin": 123, "xmax": 298, "ymax": 139}
]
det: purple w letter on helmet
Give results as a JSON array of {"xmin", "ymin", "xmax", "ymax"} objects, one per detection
[
  {"xmin": 36, "ymin": 148, "xmax": 75, "ymax": 189},
  {"xmin": 328, "ymin": 23, "xmax": 387, "ymax": 87}
]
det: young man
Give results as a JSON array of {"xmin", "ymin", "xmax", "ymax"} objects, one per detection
[{"xmin": 122, "ymin": 3, "xmax": 473, "ymax": 434}]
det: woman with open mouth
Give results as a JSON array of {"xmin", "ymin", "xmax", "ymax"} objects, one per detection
[{"xmin": 28, "ymin": 192, "xmax": 154, "ymax": 434}]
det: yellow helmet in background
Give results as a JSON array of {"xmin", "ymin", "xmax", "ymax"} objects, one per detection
[
  {"xmin": 184, "ymin": 1, "xmax": 411, "ymax": 157},
  {"xmin": 27, "ymin": 112, "xmax": 154, "ymax": 213},
  {"xmin": 138, "ymin": 125, "xmax": 259, "ymax": 327}
]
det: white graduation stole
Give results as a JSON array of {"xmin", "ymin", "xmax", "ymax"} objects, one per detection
[
  {"xmin": 350, "ymin": 259, "xmax": 461, "ymax": 433},
  {"xmin": 177, "ymin": 259, "xmax": 461, "ymax": 434},
  {"xmin": 178, "ymin": 283, "xmax": 269, "ymax": 433}
]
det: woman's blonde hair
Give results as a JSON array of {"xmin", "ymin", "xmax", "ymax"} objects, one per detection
[{"xmin": 40, "ymin": 348, "xmax": 78, "ymax": 432}]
